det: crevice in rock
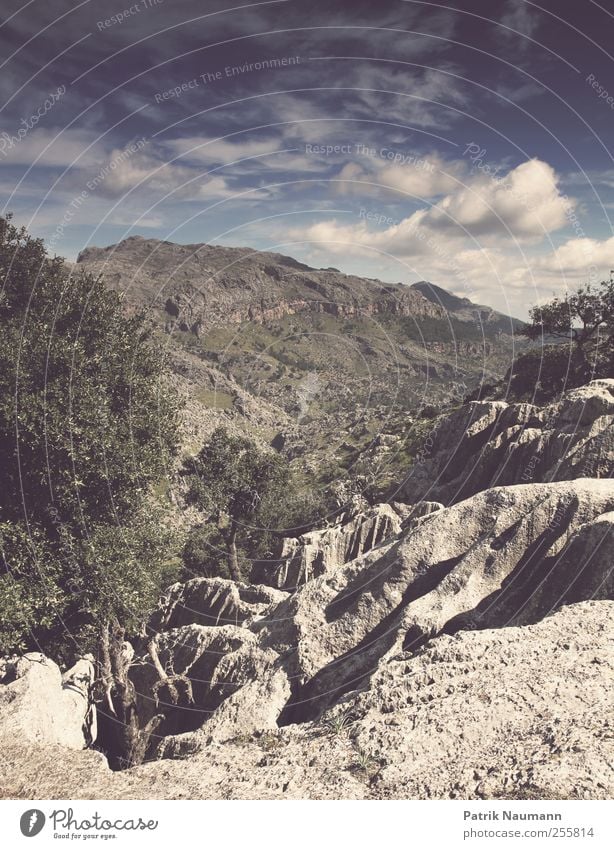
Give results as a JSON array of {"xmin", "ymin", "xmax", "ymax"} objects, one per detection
[
  {"xmin": 280, "ymin": 554, "xmax": 465, "ymax": 726},
  {"xmin": 440, "ymin": 497, "xmax": 581, "ymax": 636}
]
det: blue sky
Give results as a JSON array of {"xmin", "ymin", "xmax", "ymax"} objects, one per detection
[{"xmin": 2, "ymin": 0, "xmax": 614, "ymax": 316}]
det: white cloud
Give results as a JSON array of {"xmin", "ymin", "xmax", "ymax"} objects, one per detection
[
  {"xmin": 288, "ymin": 159, "xmax": 571, "ymax": 255},
  {"xmin": 333, "ymin": 153, "xmax": 468, "ymax": 201},
  {"xmin": 534, "ymin": 236, "xmax": 614, "ymax": 276},
  {"xmin": 277, "ymin": 158, "xmax": 596, "ymax": 317},
  {"xmin": 500, "ymin": 0, "xmax": 541, "ymax": 46},
  {"xmin": 423, "ymin": 159, "xmax": 571, "ymax": 240},
  {"xmin": 0, "ymin": 128, "xmax": 101, "ymax": 168},
  {"xmin": 163, "ymin": 136, "xmax": 280, "ymax": 165}
]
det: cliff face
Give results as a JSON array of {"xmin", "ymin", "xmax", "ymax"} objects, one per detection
[
  {"xmin": 76, "ymin": 237, "xmax": 444, "ymax": 331},
  {"xmin": 392, "ymin": 378, "xmax": 614, "ymax": 505},
  {"xmin": 75, "ymin": 238, "xmax": 524, "ymax": 472}
]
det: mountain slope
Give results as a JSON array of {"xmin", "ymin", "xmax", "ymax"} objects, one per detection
[
  {"xmin": 76, "ymin": 239, "xmax": 525, "ymax": 478},
  {"xmin": 411, "ymin": 280, "xmax": 525, "ymax": 336}
]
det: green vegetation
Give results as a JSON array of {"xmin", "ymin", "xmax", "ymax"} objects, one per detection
[
  {"xmin": 183, "ymin": 427, "xmax": 291, "ymax": 581},
  {"xmin": 182, "ymin": 523, "xmax": 240, "ymax": 581},
  {"xmin": 0, "ymin": 216, "xmax": 180, "ymax": 658},
  {"xmin": 0, "ymin": 216, "xmax": 182, "ymax": 767},
  {"xmin": 516, "ymin": 279, "xmax": 614, "ymax": 398},
  {"xmin": 508, "ymin": 344, "xmax": 582, "ymax": 400},
  {"xmin": 193, "ymin": 388, "xmax": 235, "ymax": 409}
]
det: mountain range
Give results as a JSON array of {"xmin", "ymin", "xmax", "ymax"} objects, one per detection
[{"xmin": 76, "ymin": 238, "xmax": 526, "ymax": 492}]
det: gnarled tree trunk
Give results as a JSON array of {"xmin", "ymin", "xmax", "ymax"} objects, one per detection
[{"xmin": 97, "ymin": 619, "xmax": 194, "ymax": 769}]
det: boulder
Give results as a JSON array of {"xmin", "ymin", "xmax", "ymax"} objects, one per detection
[
  {"xmin": 395, "ymin": 500, "xmax": 444, "ymax": 529},
  {"xmin": 130, "ymin": 623, "xmax": 282, "ymax": 752},
  {"xmin": 2, "ymin": 601, "xmax": 612, "ymax": 799},
  {"xmin": 315, "ymin": 600, "xmax": 614, "ymax": 800},
  {"xmin": 0, "ymin": 653, "xmax": 95, "ymax": 750},
  {"xmin": 151, "ymin": 577, "xmax": 287, "ymax": 631}
]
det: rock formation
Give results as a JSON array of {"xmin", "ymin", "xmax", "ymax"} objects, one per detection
[
  {"xmin": 3, "ymin": 601, "xmax": 612, "ymax": 800},
  {"xmin": 393, "ymin": 378, "xmax": 614, "ymax": 505},
  {"xmin": 2, "ymin": 380, "xmax": 612, "ymax": 800},
  {"xmin": 0, "ymin": 653, "xmax": 96, "ymax": 750},
  {"xmin": 264, "ymin": 503, "xmax": 402, "ymax": 590},
  {"xmin": 76, "ymin": 238, "xmax": 447, "ymax": 331},
  {"xmin": 122, "ymin": 477, "xmax": 614, "ymax": 769},
  {"xmin": 75, "ymin": 238, "xmax": 522, "ymax": 471}
]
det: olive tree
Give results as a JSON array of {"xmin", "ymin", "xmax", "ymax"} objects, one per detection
[{"xmin": 521, "ymin": 279, "xmax": 614, "ymax": 388}]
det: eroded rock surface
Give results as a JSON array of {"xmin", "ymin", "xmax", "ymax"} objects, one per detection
[
  {"xmin": 3, "ymin": 601, "xmax": 611, "ymax": 800},
  {"xmin": 395, "ymin": 379, "xmax": 614, "ymax": 505},
  {"xmin": 128, "ymin": 478, "xmax": 613, "ymax": 751},
  {"xmin": 0, "ymin": 653, "xmax": 95, "ymax": 750},
  {"xmin": 151, "ymin": 578, "xmax": 287, "ymax": 631},
  {"xmin": 265, "ymin": 503, "xmax": 402, "ymax": 590}
]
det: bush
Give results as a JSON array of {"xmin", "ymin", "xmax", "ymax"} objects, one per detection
[
  {"xmin": 182, "ymin": 523, "xmax": 248, "ymax": 581},
  {"xmin": 507, "ymin": 344, "xmax": 583, "ymax": 400}
]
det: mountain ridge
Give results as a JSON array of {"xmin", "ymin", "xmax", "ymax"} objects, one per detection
[
  {"xmin": 76, "ymin": 237, "xmax": 527, "ymax": 480},
  {"xmin": 76, "ymin": 237, "xmax": 523, "ymax": 334}
]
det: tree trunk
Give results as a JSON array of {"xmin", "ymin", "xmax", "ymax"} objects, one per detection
[
  {"xmin": 97, "ymin": 620, "xmax": 196, "ymax": 769},
  {"xmin": 226, "ymin": 518, "xmax": 242, "ymax": 581},
  {"xmin": 98, "ymin": 619, "xmax": 145, "ymax": 769}
]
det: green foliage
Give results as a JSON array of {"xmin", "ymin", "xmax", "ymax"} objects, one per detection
[
  {"xmin": 0, "ymin": 216, "xmax": 180, "ymax": 657},
  {"xmin": 182, "ymin": 430, "xmax": 341, "ymax": 583},
  {"xmin": 0, "ymin": 522, "xmax": 66, "ymax": 655},
  {"xmin": 322, "ymin": 708, "xmax": 356, "ymax": 737},
  {"xmin": 181, "ymin": 523, "xmax": 241, "ymax": 581},
  {"xmin": 184, "ymin": 427, "xmax": 289, "ymax": 521},
  {"xmin": 183, "ymin": 427, "xmax": 290, "ymax": 580},
  {"xmin": 71, "ymin": 516, "xmax": 178, "ymax": 649},
  {"xmin": 507, "ymin": 344, "xmax": 582, "ymax": 401},
  {"xmin": 522, "ymin": 280, "xmax": 614, "ymax": 392}
]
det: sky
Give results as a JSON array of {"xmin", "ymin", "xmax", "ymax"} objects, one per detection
[{"xmin": 1, "ymin": 0, "xmax": 614, "ymax": 317}]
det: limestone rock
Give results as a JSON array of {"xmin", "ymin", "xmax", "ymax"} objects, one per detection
[
  {"xmin": 130, "ymin": 623, "xmax": 281, "ymax": 751},
  {"xmin": 395, "ymin": 500, "xmax": 444, "ymax": 529},
  {"xmin": 6, "ymin": 601, "xmax": 610, "ymax": 800},
  {"xmin": 261, "ymin": 479, "xmax": 614, "ymax": 723},
  {"xmin": 265, "ymin": 503, "xmax": 401, "ymax": 590},
  {"xmin": 142, "ymin": 478, "xmax": 614, "ymax": 741},
  {"xmin": 395, "ymin": 379, "xmax": 614, "ymax": 504},
  {"xmin": 151, "ymin": 577, "xmax": 287, "ymax": 631},
  {"xmin": 0, "ymin": 653, "xmax": 95, "ymax": 750}
]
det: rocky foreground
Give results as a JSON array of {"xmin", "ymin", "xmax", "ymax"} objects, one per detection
[
  {"xmin": 1, "ymin": 380, "xmax": 613, "ymax": 799},
  {"xmin": 1, "ymin": 602, "xmax": 612, "ymax": 800}
]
